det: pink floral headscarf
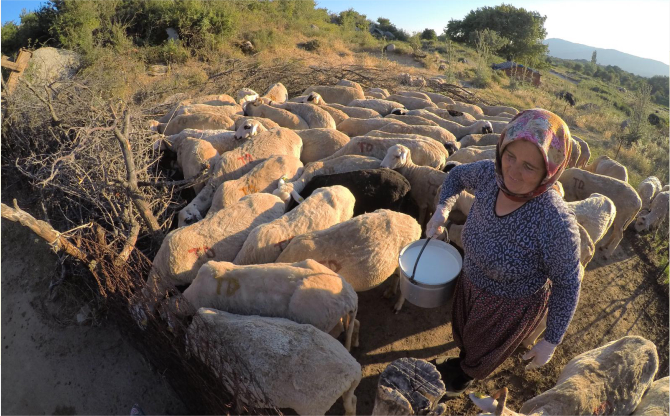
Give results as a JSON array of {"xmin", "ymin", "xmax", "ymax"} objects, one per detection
[{"xmin": 495, "ymin": 108, "xmax": 572, "ymax": 201}]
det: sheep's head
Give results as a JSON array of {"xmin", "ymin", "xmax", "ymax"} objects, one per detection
[
  {"xmin": 381, "ymin": 144, "xmax": 410, "ymax": 169},
  {"xmin": 448, "ymin": 109, "xmax": 464, "ymax": 117},
  {"xmin": 305, "ymin": 92, "xmax": 323, "ymax": 105},
  {"xmin": 481, "ymin": 121, "xmax": 494, "ymax": 134},
  {"xmin": 443, "ymin": 160, "xmax": 461, "ymax": 173},
  {"xmin": 444, "ymin": 141, "xmax": 460, "ymax": 155},
  {"xmin": 234, "ymin": 119, "xmax": 266, "ymax": 140},
  {"xmin": 242, "ymin": 96, "xmax": 265, "ymax": 116},
  {"xmin": 178, "ymin": 205, "xmax": 203, "ymax": 228},
  {"xmin": 236, "ymin": 88, "xmax": 259, "ymax": 105},
  {"xmin": 391, "ymin": 108, "xmax": 408, "ymax": 115},
  {"xmin": 634, "ymin": 214, "xmax": 650, "ymax": 233}
]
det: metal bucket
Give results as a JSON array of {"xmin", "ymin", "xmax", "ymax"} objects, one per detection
[{"xmin": 398, "ymin": 238, "xmax": 462, "ymax": 308}]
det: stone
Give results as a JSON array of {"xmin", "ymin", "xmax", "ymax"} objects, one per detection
[{"xmin": 23, "ymin": 47, "xmax": 81, "ymax": 87}]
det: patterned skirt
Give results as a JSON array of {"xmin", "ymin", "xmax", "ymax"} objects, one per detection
[{"xmin": 451, "ymin": 272, "xmax": 550, "ymax": 379}]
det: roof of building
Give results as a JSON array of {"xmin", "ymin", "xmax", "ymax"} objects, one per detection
[{"xmin": 491, "ymin": 61, "xmax": 540, "ymax": 74}]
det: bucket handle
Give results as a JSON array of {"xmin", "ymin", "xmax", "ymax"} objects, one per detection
[{"xmin": 410, "ymin": 237, "xmax": 432, "ymax": 284}]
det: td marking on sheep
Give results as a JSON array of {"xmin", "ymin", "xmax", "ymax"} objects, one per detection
[
  {"xmin": 573, "ymin": 178, "xmax": 585, "ymax": 190},
  {"xmin": 215, "ymin": 276, "xmax": 241, "ymax": 296},
  {"xmin": 358, "ymin": 142, "xmax": 374, "ymax": 152}
]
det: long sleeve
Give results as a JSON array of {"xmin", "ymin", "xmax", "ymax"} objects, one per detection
[{"xmin": 438, "ymin": 160, "xmax": 494, "ymax": 210}]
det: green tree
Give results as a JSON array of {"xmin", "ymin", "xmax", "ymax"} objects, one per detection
[
  {"xmin": 333, "ymin": 8, "xmax": 369, "ymax": 31},
  {"xmin": 591, "ymin": 50, "xmax": 597, "ymax": 66},
  {"xmin": 444, "ymin": 4, "xmax": 548, "ymax": 63},
  {"xmin": 420, "ymin": 28, "xmax": 437, "ymax": 40}
]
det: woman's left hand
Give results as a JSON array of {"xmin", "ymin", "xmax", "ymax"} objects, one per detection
[{"xmin": 522, "ymin": 339, "xmax": 557, "ymax": 370}]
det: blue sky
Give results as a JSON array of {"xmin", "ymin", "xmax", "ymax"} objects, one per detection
[{"xmin": 2, "ymin": 0, "xmax": 669, "ymax": 65}]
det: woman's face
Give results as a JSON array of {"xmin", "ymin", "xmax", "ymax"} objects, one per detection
[{"xmin": 501, "ymin": 140, "xmax": 546, "ymax": 195}]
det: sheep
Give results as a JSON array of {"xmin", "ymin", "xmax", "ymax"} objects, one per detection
[
  {"xmin": 458, "ymin": 133, "xmax": 501, "ymax": 148},
  {"xmin": 634, "ymin": 191, "xmax": 669, "ymax": 233},
  {"xmin": 208, "ymin": 154, "xmax": 303, "ymax": 213},
  {"xmin": 366, "ymin": 130, "xmax": 459, "ymax": 155},
  {"xmin": 447, "ymin": 145, "xmax": 496, "ymax": 163},
  {"xmin": 158, "ymin": 103, "xmax": 243, "ymax": 122},
  {"xmin": 384, "ymin": 114, "xmax": 440, "ymax": 127},
  {"xmin": 584, "ymin": 155, "xmax": 629, "ymax": 182},
  {"xmin": 176, "ymin": 137, "xmax": 219, "ymax": 193},
  {"xmin": 565, "ymin": 193, "xmax": 617, "ymax": 245},
  {"xmin": 157, "ymin": 113, "xmax": 236, "ymax": 136},
  {"xmin": 636, "ymin": 176, "xmax": 663, "ymax": 212},
  {"xmin": 147, "ymin": 193, "xmax": 286, "ymax": 297},
  {"xmin": 277, "ymin": 209, "xmax": 422, "ymax": 291},
  {"xmin": 275, "ymin": 155, "xmax": 381, "ymax": 201},
  {"xmin": 478, "ymin": 103, "xmax": 519, "ymax": 117},
  {"xmin": 157, "ymin": 94, "xmax": 237, "ymax": 123},
  {"xmin": 366, "ymin": 87, "xmax": 390, "ymax": 98},
  {"xmin": 289, "ymin": 92, "xmax": 350, "ymax": 125},
  {"xmin": 158, "ymin": 119, "xmax": 268, "ymax": 154},
  {"xmin": 559, "ymin": 168, "xmax": 641, "ymax": 259},
  {"xmin": 262, "ymin": 82, "xmax": 288, "ymax": 103},
  {"xmin": 184, "ymin": 258, "xmax": 359, "ymax": 350},
  {"xmin": 396, "ymin": 90, "xmax": 432, "ymax": 101},
  {"xmin": 385, "ymin": 94, "xmax": 437, "ymax": 110},
  {"xmin": 419, "ymin": 91, "xmax": 455, "ymax": 106},
  {"xmin": 321, "ymin": 135, "xmax": 449, "ymax": 170},
  {"xmin": 572, "ymin": 135, "xmax": 591, "ymax": 168},
  {"xmin": 337, "ymin": 117, "xmax": 405, "ymax": 137},
  {"xmin": 365, "ymin": 91, "xmax": 386, "ymax": 100},
  {"xmin": 178, "ymin": 127, "xmax": 303, "ymax": 226},
  {"xmin": 380, "ymin": 144, "xmax": 446, "ymax": 226},
  {"xmin": 442, "ymin": 101, "xmax": 485, "ymax": 117},
  {"xmin": 243, "ymin": 98, "xmax": 309, "ymax": 130},
  {"xmin": 424, "ymin": 119, "xmax": 493, "ymax": 139},
  {"xmin": 296, "ymin": 128, "xmax": 350, "ymax": 163},
  {"xmin": 373, "ymin": 123, "xmax": 459, "ymax": 147},
  {"xmin": 326, "ymin": 103, "xmax": 382, "ymax": 119},
  {"xmin": 235, "ymin": 185, "xmax": 355, "ymax": 265},
  {"xmin": 236, "ymin": 87, "xmax": 259, "ymax": 105},
  {"xmin": 632, "ymin": 376, "xmax": 669, "ymax": 416},
  {"xmin": 187, "ymin": 308, "xmax": 361, "ymax": 416},
  {"xmin": 406, "ymin": 108, "xmax": 477, "ymax": 127},
  {"xmin": 567, "ymin": 137, "xmax": 582, "ymax": 168},
  {"xmin": 286, "ymin": 168, "xmax": 411, "ymax": 217},
  {"xmin": 346, "ymin": 98, "xmax": 406, "ymax": 116},
  {"xmin": 399, "ymin": 73, "xmax": 426, "ymax": 88},
  {"xmin": 336, "ymin": 79, "xmax": 364, "ymax": 94},
  {"xmin": 303, "ymin": 85, "xmax": 365, "ymax": 105},
  {"xmin": 272, "ymin": 101, "xmax": 337, "ymax": 129}
]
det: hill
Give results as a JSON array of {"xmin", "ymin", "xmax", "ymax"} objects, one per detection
[{"xmin": 544, "ymin": 38, "xmax": 669, "ymax": 78}]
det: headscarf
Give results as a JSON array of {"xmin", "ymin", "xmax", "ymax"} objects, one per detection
[{"xmin": 495, "ymin": 108, "xmax": 572, "ymax": 201}]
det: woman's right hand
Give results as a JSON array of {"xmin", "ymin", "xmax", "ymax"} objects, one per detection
[{"xmin": 426, "ymin": 204, "xmax": 450, "ymax": 238}]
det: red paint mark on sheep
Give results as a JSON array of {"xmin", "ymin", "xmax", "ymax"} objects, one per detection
[
  {"xmin": 188, "ymin": 246, "xmax": 215, "ymax": 258},
  {"xmin": 273, "ymin": 236, "xmax": 294, "ymax": 251},
  {"xmin": 237, "ymin": 153, "xmax": 254, "ymax": 164}
]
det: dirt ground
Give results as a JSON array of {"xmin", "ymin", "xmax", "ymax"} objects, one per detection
[{"xmin": 2, "ymin": 212, "xmax": 667, "ymax": 415}]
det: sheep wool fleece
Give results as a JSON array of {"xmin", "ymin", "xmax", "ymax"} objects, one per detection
[{"xmin": 439, "ymin": 160, "xmax": 581, "ymax": 345}]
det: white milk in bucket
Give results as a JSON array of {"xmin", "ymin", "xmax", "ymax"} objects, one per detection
[{"xmin": 399, "ymin": 243, "xmax": 460, "ymax": 284}]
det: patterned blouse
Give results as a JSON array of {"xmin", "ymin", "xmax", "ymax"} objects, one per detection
[{"xmin": 439, "ymin": 160, "xmax": 582, "ymax": 344}]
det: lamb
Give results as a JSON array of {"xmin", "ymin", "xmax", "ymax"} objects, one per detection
[
  {"xmin": 458, "ymin": 133, "xmax": 500, "ymax": 148},
  {"xmin": 565, "ymin": 193, "xmax": 617, "ymax": 245},
  {"xmin": 303, "ymin": 85, "xmax": 365, "ymax": 105},
  {"xmin": 337, "ymin": 117, "xmax": 405, "ymax": 137},
  {"xmin": 636, "ymin": 176, "xmax": 663, "ymax": 212},
  {"xmin": 176, "ymin": 137, "xmax": 219, "ymax": 193},
  {"xmin": 326, "ymin": 102, "xmax": 382, "ymax": 119},
  {"xmin": 295, "ymin": 128, "xmax": 350, "ymax": 164},
  {"xmin": 559, "ymin": 168, "xmax": 641, "ymax": 259},
  {"xmin": 148, "ymin": 193, "xmax": 286, "ymax": 296},
  {"xmin": 184, "ymin": 258, "xmax": 359, "ymax": 350},
  {"xmin": 178, "ymin": 127, "xmax": 302, "ymax": 226},
  {"xmin": 157, "ymin": 94, "xmax": 237, "ymax": 123},
  {"xmin": 470, "ymin": 336, "xmax": 659, "ymax": 416},
  {"xmin": 276, "ymin": 209, "xmax": 422, "ymax": 291},
  {"xmin": 478, "ymin": 103, "xmax": 520, "ymax": 117},
  {"xmin": 374, "ymin": 123, "xmax": 459, "ymax": 147},
  {"xmin": 272, "ymin": 101, "xmax": 337, "ymax": 129},
  {"xmin": 385, "ymin": 94, "xmax": 437, "ymax": 110},
  {"xmin": 346, "ymin": 98, "xmax": 405, "ymax": 116},
  {"xmin": 447, "ymin": 145, "xmax": 496, "ymax": 163},
  {"xmin": 634, "ymin": 191, "xmax": 669, "ymax": 233},
  {"xmin": 157, "ymin": 113, "xmax": 236, "ymax": 135},
  {"xmin": 235, "ymin": 185, "xmax": 356, "ymax": 265},
  {"xmin": 632, "ymin": 376, "xmax": 669, "ymax": 416},
  {"xmin": 243, "ymin": 98, "xmax": 309, "ymax": 129},
  {"xmin": 366, "ymin": 130, "xmax": 460, "ymax": 155},
  {"xmin": 572, "ymin": 135, "xmax": 591, "ymax": 168},
  {"xmin": 380, "ymin": 144, "xmax": 446, "ymax": 226},
  {"xmin": 187, "ymin": 308, "xmax": 361, "ymax": 415},
  {"xmin": 567, "ymin": 138, "xmax": 582, "ymax": 168},
  {"xmin": 321, "ymin": 135, "xmax": 449, "ymax": 170},
  {"xmin": 584, "ymin": 155, "xmax": 629, "ymax": 182},
  {"xmin": 208, "ymin": 154, "xmax": 303, "ymax": 213}
]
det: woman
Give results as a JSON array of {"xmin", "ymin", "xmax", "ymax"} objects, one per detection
[{"xmin": 426, "ymin": 108, "xmax": 582, "ymax": 396}]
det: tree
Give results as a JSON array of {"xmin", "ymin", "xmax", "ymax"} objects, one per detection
[
  {"xmin": 444, "ymin": 4, "xmax": 548, "ymax": 63},
  {"xmin": 591, "ymin": 50, "xmax": 597, "ymax": 66},
  {"xmin": 421, "ymin": 28, "xmax": 437, "ymax": 40},
  {"xmin": 332, "ymin": 8, "xmax": 369, "ymax": 31}
]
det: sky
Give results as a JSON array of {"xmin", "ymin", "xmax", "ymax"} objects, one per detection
[{"xmin": 1, "ymin": 0, "xmax": 669, "ymax": 65}]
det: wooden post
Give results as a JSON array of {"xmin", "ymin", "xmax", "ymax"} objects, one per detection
[
  {"xmin": 372, "ymin": 358, "xmax": 446, "ymax": 415},
  {"xmin": 1, "ymin": 48, "xmax": 32, "ymax": 94}
]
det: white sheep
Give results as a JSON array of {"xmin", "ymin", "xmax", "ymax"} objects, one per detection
[
  {"xmin": 176, "ymin": 137, "xmax": 219, "ymax": 193},
  {"xmin": 478, "ymin": 103, "xmax": 519, "ymax": 117},
  {"xmin": 184, "ymin": 258, "xmax": 359, "ymax": 350},
  {"xmin": 567, "ymin": 137, "xmax": 582, "ymax": 168},
  {"xmin": 428, "ymin": 119, "xmax": 493, "ymax": 139},
  {"xmin": 634, "ymin": 191, "xmax": 669, "ymax": 233},
  {"xmin": 366, "ymin": 87, "xmax": 390, "ymax": 98},
  {"xmin": 572, "ymin": 135, "xmax": 591, "ymax": 168},
  {"xmin": 188, "ymin": 308, "xmax": 361, "ymax": 415},
  {"xmin": 559, "ymin": 168, "xmax": 641, "ymax": 259},
  {"xmin": 272, "ymin": 101, "xmax": 337, "ymax": 129},
  {"xmin": 385, "ymin": 114, "xmax": 441, "ymax": 127},
  {"xmin": 584, "ymin": 155, "xmax": 629, "ymax": 182},
  {"xmin": 208, "ymin": 154, "xmax": 303, "ymax": 213},
  {"xmin": 289, "ymin": 92, "xmax": 350, "ymax": 125},
  {"xmin": 396, "ymin": 90, "xmax": 432, "ymax": 101},
  {"xmin": 373, "ymin": 123, "xmax": 459, "ymax": 147},
  {"xmin": 458, "ymin": 133, "xmax": 500, "ymax": 148},
  {"xmin": 243, "ymin": 97, "xmax": 309, "ymax": 129},
  {"xmin": 385, "ymin": 94, "xmax": 437, "ymax": 110},
  {"xmin": 158, "ymin": 119, "xmax": 268, "ymax": 154},
  {"xmin": 441, "ymin": 101, "xmax": 485, "ymax": 117},
  {"xmin": 447, "ymin": 145, "xmax": 496, "ymax": 163},
  {"xmin": 632, "ymin": 376, "xmax": 669, "ymax": 416},
  {"xmin": 326, "ymin": 102, "xmax": 382, "ymax": 119},
  {"xmin": 157, "ymin": 113, "xmax": 236, "ymax": 135},
  {"xmin": 636, "ymin": 176, "xmax": 663, "ymax": 212},
  {"xmin": 235, "ymin": 185, "xmax": 355, "ymax": 265},
  {"xmin": 303, "ymin": 85, "xmax": 365, "ymax": 105},
  {"xmin": 346, "ymin": 98, "xmax": 405, "ymax": 116},
  {"xmin": 296, "ymin": 128, "xmax": 350, "ymax": 163},
  {"xmin": 179, "ymin": 127, "xmax": 302, "ymax": 226},
  {"xmin": 566, "ymin": 193, "xmax": 617, "ymax": 245},
  {"xmin": 418, "ymin": 91, "xmax": 454, "ymax": 106},
  {"xmin": 158, "ymin": 103, "xmax": 243, "ymax": 123},
  {"xmin": 380, "ymin": 144, "xmax": 446, "ymax": 226},
  {"xmin": 277, "ymin": 209, "xmax": 421, "ymax": 291},
  {"xmin": 366, "ymin": 130, "xmax": 460, "ymax": 155},
  {"xmin": 148, "ymin": 193, "xmax": 286, "ymax": 296},
  {"xmin": 337, "ymin": 117, "xmax": 405, "ymax": 137},
  {"xmin": 407, "ymin": 108, "xmax": 477, "ymax": 127},
  {"xmin": 321, "ymin": 135, "xmax": 449, "ymax": 170},
  {"xmin": 157, "ymin": 94, "xmax": 237, "ymax": 123},
  {"xmin": 470, "ymin": 336, "xmax": 659, "ymax": 416},
  {"xmin": 262, "ymin": 82, "xmax": 288, "ymax": 103},
  {"xmin": 365, "ymin": 91, "xmax": 386, "ymax": 100},
  {"xmin": 336, "ymin": 79, "xmax": 364, "ymax": 94}
]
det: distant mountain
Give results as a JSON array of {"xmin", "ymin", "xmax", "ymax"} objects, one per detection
[{"xmin": 543, "ymin": 38, "xmax": 669, "ymax": 78}]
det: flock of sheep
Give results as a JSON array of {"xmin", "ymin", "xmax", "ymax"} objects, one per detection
[{"xmin": 143, "ymin": 79, "xmax": 668, "ymax": 415}]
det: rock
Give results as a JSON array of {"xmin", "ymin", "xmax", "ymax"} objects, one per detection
[
  {"xmin": 24, "ymin": 47, "xmax": 81, "ymax": 87},
  {"xmin": 438, "ymin": 63, "xmax": 447, "ymax": 71},
  {"xmin": 240, "ymin": 41, "xmax": 255, "ymax": 54},
  {"xmin": 166, "ymin": 27, "xmax": 179, "ymax": 42},
  {"xmin": 632, "ymin": 376, "xmax": 669, "ymax": 416},
  {"xmin": 457, "ymin": 57, "xmax": 468, "ymax": 64},
  {"xmin": 384, "ymin": 31, "xmax": 396, "ymax": 40},
  {"xmin": 385, "ymin": 44, "xmax": 396, "ymax": 53},
  {"xmin": 648, "ymin": 113, "xmax": 660, "ymax": 125}
]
